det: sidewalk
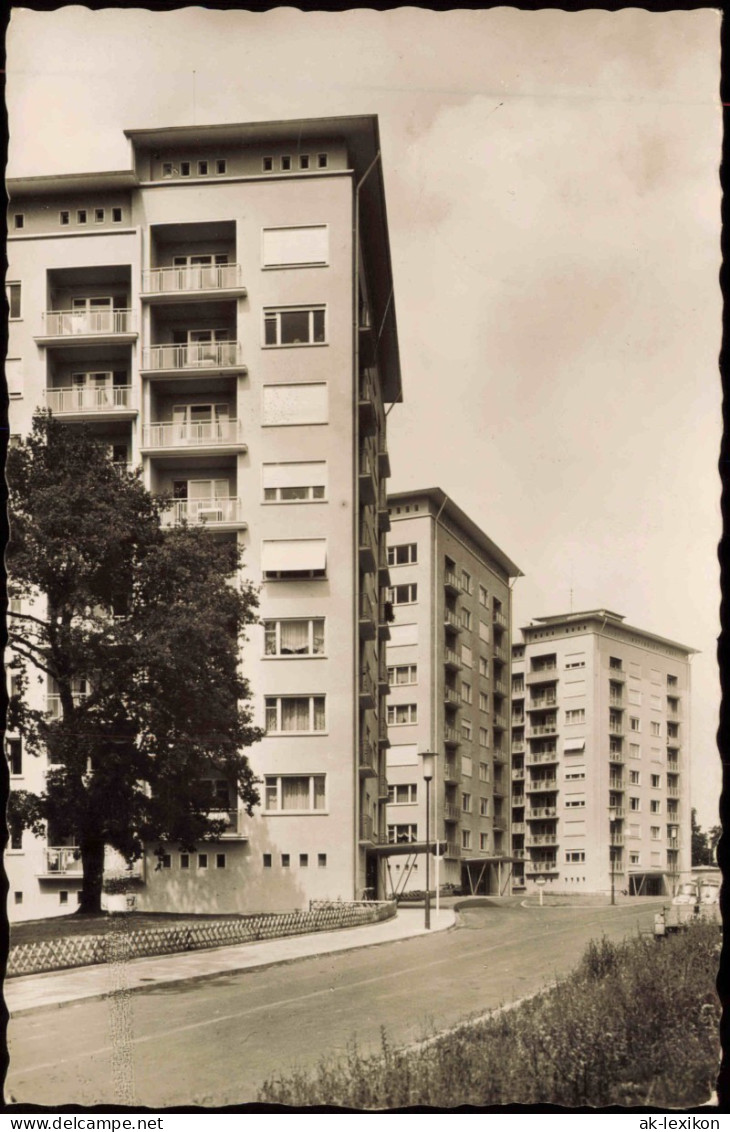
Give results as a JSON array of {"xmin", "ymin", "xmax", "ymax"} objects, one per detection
[{"xmin": 6, "ymin": 905, "xmax": 456, "ymax": 1018}]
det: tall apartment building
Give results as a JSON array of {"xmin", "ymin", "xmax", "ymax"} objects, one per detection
[
  {"xmin": 6, "ymin": 116, "xmax": 401, "ymax": 920},
  {"xmin": 510, "ymin": 610, "xmax": 695, "ymax": 897},
  {"xmin": 383, "ymin": 490, "xmax": 521, "ymax": 896}
]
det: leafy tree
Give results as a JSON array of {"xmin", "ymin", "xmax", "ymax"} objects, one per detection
[
  {"xmin": 690, "ymin": 808, "xmax": 714, "ymax": 867},
  {"xmin": 7, "ymin": 413, "xmax": 262, "ymax": 912}
]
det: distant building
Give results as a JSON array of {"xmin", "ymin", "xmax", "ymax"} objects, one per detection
[
  {"xmin": 383, "ymin": 489, "xmax": 521, "ymax": 897},
  {"xmin": 6, "ymin": 115, "xmax": 401, "ymax": 919},
  {"xmin": 510, "ymin": 610, "xmax": 695, "ymax": 897}
]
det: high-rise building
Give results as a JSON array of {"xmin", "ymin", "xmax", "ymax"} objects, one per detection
[
  {"xmin": 6, "ymin": 116, "xmax": 402, "ymax": 920},
  {"xmin": 510, "ymin": 610, "xmax": 695, "ymax": 897},
  {"xmin": 383, "ymin": 489, "xmax": 521, "ymax": 897}
]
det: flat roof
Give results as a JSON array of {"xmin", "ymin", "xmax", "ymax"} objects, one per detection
[
  {"xmin": 124, "ymin": 114, "xmax": 382, "ymax": 149},
  {"xmin": 8, "ymin": 170, "xmax": 138, "ymax": 197},
  {"xmin": 388, "ymin": 487, "xmax": 522, "ymax": 579},
  {"xmin": 523, "ymin": 609, "xmax": 697, "ymax": 655}
]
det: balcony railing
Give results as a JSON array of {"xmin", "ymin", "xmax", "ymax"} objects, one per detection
[
  {"xmin": 494, "ymin": 681, "xmax": 508, "ymax": 696},
  {"xmin": 444, "ymin": 609, "xmax": 463, "ymax": 632},
  {"xmin": 444, "ymin": 726, "xmax": 460, "ymax": 747},
  {"xmin": 43, "ymin": 846, "xmax": 83, "ymax": 875},
  {"xmin": 527, "ymin": 806, "xmax": 557, "ymax": 820},
  {"xmin": 512, "ymin": 768, "xmax": 525, "ymax": 781},
  {"xmin": 609, "ymin": 748, "xmax": 625, "ymax": 764},
  {"xmin": 142, "ymin": 263, "xmax": 243, "ymax": 294},
  {"xmin": 667, "ymin": 786, "xmax": 680, "ymax": 798},
  {"xmin": 609, "ymin": 778, "xmax": 625, "ymax": 791},
  {"xmin": 43, "ymin": 309, "xmax": 134, "ymax": 337},
  {"xmin": 160, "ymin": 497, "xmax": 243, "ymax": 527},
  {"xmin": 493, "ymin": 610, "xmax": 507, "ymax": 628},
  {"xmin": 526, "ymin": 750, "xmax": 559, "ymax": 766},
  {"xmin": 610, "ymin": 832, "xmax": 624, "ymax": 846},
  {"xmin": 359, "ymin": 738, "xmax": 378, "ymax": 774},
  {"xmin": 493, "ymin": 713, "xmax": 508, "ymax": 730},
  {"xmin": 608, "ymin": 719, "xmax": 624, "ymax": 735},
  {"xmin": 46, "ymin": 385, "xmax": 133, "ymax": 415},
  {"xmin": 444, "ymin": 570, "xmax": 462, "ymax": 594},
  {"xmin": 525, "ymin": 777, "xmax": 558, "ymax": 792},
  {"xmin": 493, "ymin": 645, "xmax": 508, "ymax": 662},
  {"xmin": 526, "ymin": 724, "xmax": 557, "ymax": 737},
  {"xmin": 443, "ymin": 802, "xmax": 460, "ymax": 822},
  {"xmin": 525, "ymin": 862, "xmax": 558, "ymax": 875},
  {"xmin": 444, "ymin": 842, "xmax": 461, "ymax": 859},
  {"xmin": 511, "ymin": 822, "xmax": 525, "ymax": 834},
  {"xmin": 359, "ymin": 669, "xmax": 375, "ymax": 705},
  {"xmin": 527, "ymin": 696, "xmax": 557, "ymax": 710},
  {"xmin": 443, "ymin": 760, "xmax": 460, "ymax": 782},
  {"xmin": 444, "ymin": 687, "xmax": 461, "ymax": 707},
  {"xmin": 142, "ymin": 341, "xmax": 242, "ymax": 371},
  {"xmin": 609, "ymin": 694, "xmax": 623, "ymax": 707},
  {"xmin": 444, "ymin": 648, "xmax": 462, "ymax": 669},
  {"xmin": 526, "ymin": 834, "xmax": 557, "ymax": 846},
  {"xmin": 512, "ymin": 739, "xmax": 525, "ymax": 753},
  {"xmin": 609, "ymin": 806, "xmax": 625, "ymax": 819},
  {"xmin": 209, "ymin": 809, "xmax": 247, "ymax": 838},
  {"xmin": 492, "ymin": 816, "xmax": 507, "ymax": 831},
  {"xmin": 142, "ymin": 419, "xmax": 244, "ymax": 449},
  {"xmin": 526, "ymin": 666, "xmax": 558, "ymax": 683},
  {"xmin": 378, "ymin": 775, "xmax": 389, "ymax": 799},
  {"xmin": 359, "ymin": 814, "xmax": 377, "ymax": 843}
]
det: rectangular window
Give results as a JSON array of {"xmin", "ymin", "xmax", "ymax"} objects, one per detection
[
  {"xmin": 94, "ymin": 208, "xmax": 105, "ymax": 223},
  {"xmin": 565, "ymin": 709, "xmax": 585, "ymax": 724},
  {"xmin": 261, "ymin": 538, "xmax": 327, "ymax": 580},
  {"xmin": 264, "ymin": 618, "xmax": 325, "ymax": 657},
  {"xmin": 7, "ymin": 738, "xmax": 22, "ymax": 776},
  {"xmin": 318, "ymin": 153, "xmax": 328, "ymax": 168},
  {"xmin": 299, "ymin": 154, "xmax": 310, "ymax": 170},
  {"xmin": 60, "ymin": 891, "xmax": 69, "ymax": 905},
  {"xmin": 479, "ymin": 762, "xmax": 489, "ymax": 782},
  {"xmin": 161, "ymin": 854, "xmax": 172, "ymax": 869},
  {"xmin": 216, "ymin": 159, "xmax": 227, "ymax": 175},
  {"xmin": 461, "ymin": 644, "xmax": 473, "ymax": 669},
  {"xmin": 216, "ymin": 853, "xmax": 226, "ymax": 868},
  {"xmin": 479, "ymin": 797, "xmax": 489, "ymax": 817},
  {"xmin": 461, "ymin": 570, "xmax": 473, "ymax": 595},
  {"xmin": 650, "ymin": 721, "xmax": 661, "ymax": 736},
  {"xmin": 630, "ymin": 717, "xmax": 641, "ymax": 732},
  {"xmin": 180, "ymin": 161, "xmax": 191, "ymax": 176},
  {"xmin": 651, "ymin": 774, "xmax": 661, "ymax": 788},
  {"xmin": 565, "ymin": 770, "xmax": 585, "ymax": 781},
  {"xmin": 609, "ymin": 657, "xmax": 623, "ymax": 671},
  {"xmin": 264, "ymin": 306, "xmax": 326, "ymax": 346},
  {"xmin": 198, "ymin": 853, "xmax": 208, "ymax": 869},
  {"xmin": 479, "ymin": 727, "xmax": 489, "ymax": 748},
  {"xmin": 14, "ymin": 892, "xmax": 22, "ymax": 905},
  {"xmin": 565, "ymin": 799, "xmax": 586, "ymax": 808},
  {"xmin": 629, "ymin": 743, "xmax": 641, "ymax": 759},
  {"xmin": 629, "ymin": 852, "xmax": 641, "ymax": 866},
  {"xmin": 112, "ymin": 207, "xmax": 123, "ymax": 223},
  {"xmin": 13, "ymin": 214, "xmax": 24, "ymax": 230},
  {"xmin": 60, "ymin": 210, "xmax": 70, "ymax": 225},
  {"xmin": 281, "ymin": 155, "xmax": 292, "ymax": 171},
  {"xmin": 318, "ymin": 853, "xmax": 327, "ymax": 867},
  {"xmin": 387, "ymin": 543, "xmax": 417, "ymax": 566},
  {"xmin": 299, "ymin": 853, "xmax": 308, "ymax": 867},
  {"xmin": 461, "ymin": 608, "xmax": 472, "ymax": 630},
  {"xmin": 388, "ymin": 583, "xmax": 418, "ymax": 605},
  {"xmin": 479, "ymin": 656, "xmax": 489, "ymax": 677},
  {"xmin": 667, "ymin": 674, "xmax": 678, "ymax": 688},
  {"xmin": 387, "ymin": 664, "xmax": 418, "ymax": 686},
  {"xmin": 461, "ymin": 682, "xmax": 472, "ymax": 704},
  {"xmin": 265, "ymin": 696, "xmax": 326, "ymax": 733},
  {"xmin": 263, "ymin": 225, "xmax": 329, "ymax": 268},
  {"xmin": 629, "ymin": 797, "xmax": 641, "ymax": 812},
  {"xmin": 162, "ymin": 162, "xmax": 174, "ymax": 178},
  {"xmin": 479, "ymin": 691, "xmax": 489, "ymax": 712},
  {"xmin": 77, "ymin": 209, "xmax": 87, "ymax": 224},
  {"xmin": 263, "ymin": 156, "xmax": 274, "ymax": 171},
  {"xmin": 388, "ymin": 823, "xmax": 418, "ymax": 844},
  {"xmin": 388, "ymin": 783, "xmax": 418, "ymax": 804},
  {"xmin": 630, "ymin": 770, "xmax": 641, "ymax": 784},
  {"xmin": 262, "ymin": 382, "xmax": 328, "ymax": 427},
  {"xmin": 263, "ymin": 461, "xmax": 327, "ymax": 502},
  {"xmin": 387, "ymin": 703, "xmax": 418, "ymax": 725},
  {"xmin": 565, "ymin": 851, "xmax": 586, "ymax": 863},
  {"xmin": 461, "ymin": 829, "xmax": 472, "ymax": 850},
  {"xmin": 461, "ymin": 720, "xmax": 473, "ymax": 741},
  {"xmin": 264, "ymin": 774, "xmax": 326, "ymax": 812},
  {"xmin": 180, "ymin": 853, "xmax": 190, "ymax": 869},
  {"xmin": 650, "ymin": 800, "xmax": 661, "ymax": 814},
  {"xmin": 9, "ymin": 820, "xmax": 22, "ymax": 851},
  {"xmin": 478, "ymin": 621, "xmax": 490, "ymax": 643},
  {"xmin": 6, "ymin": 283, "xmax": 21, "ymax": 320},
  {"xmin": 480, "ymin": 833, "xmax": 489, "ymax": 851},
  {"xmin": 263, "ymin": 853, "xmax": 272, "ymax": 868},
  {"xmin": 281, "ymin": 854, "xmax": 290, "ymax": 868},
  {"xmin": 651, "ymin": 826, "xmax": 661, "ymax": 841},
  {"xmin": 479, "ymin": 585, "xmax": 488, "ymax": 607},
  {"xmin": 198, "ymin": 160, "xmax": 209, "ymax": 176},
  {"xmin": 462, "ymin": 793, "xmax": 472, "ymax": 813},
  {"xmin": 462, "ymin": 755, "xmax": 472, "ymax": 777}
]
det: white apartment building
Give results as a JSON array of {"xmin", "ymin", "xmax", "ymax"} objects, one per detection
[
  {"xmin": 383, "ymin": 490, "xmax": 521, "ymax": 897},
  {"xmin": 510, "ymin": 610, "xmax": 695, "ymax": 897},
  {"xmin": 6, "ymin": 116, "xmax": 402, "ymax": 920}
]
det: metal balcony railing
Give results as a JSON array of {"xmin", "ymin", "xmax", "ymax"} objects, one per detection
[
  {"xmin": 526, "ymin": 724, "xmax": 557, "ymax": 737},
  {"xmin": 526, "ymin": 750, "xmax": 559, "ymax": 766},
  {"xmin": 160, "ymin": 497, "xmax": 242, "ymax": 527},
  {"xmin": 444, "ymin": 571, "xmax": 462, "ymax": 593},
  {"xmin": 525, "ymin": 862, "xmax": 559, "ymax": 875},
  {"xmin": 142, "ymin": 263, "xmax": 242, "ymax": 294},
  {"xmin": 443, "ymin": 760, "xmax": 459, "ymax": 781},
  {"xmin": 444, "ymin": 609, "xmax": 462, "ymax": 632},
  {"xmin": 511, "ymin": 822, "xmax": 525, "ymax": 834},
  {"xmin": 43, "ymin": 847, "xmax": 83, "ymax": 875},
  {"xmin": 527, "ymin": 806, "xmax": 557, "ymax": 819},
  {"xmin": 43, "ymin": 309, "xmax": 133, "ymax": 336},
  {"xmin": 525, "ymin": 777, "xmax": 558, "ymax": 792},
  {"xmin": 525, "ymin": 834, "xmax": 557, "ymax": 846},
  {"xmin": 444, "ymin": 726, "xmax": 460, "ymax": 747},
  {"xmin": 511, "ymin": 739, "xmax": 525, "ymax": 753},
  {"xmin": 46, "ymin": 385, "xmax": 133, "ymax": 415},
  {"xmin": 493, "ymin": 610, "xmax": 508, "ymax": 628},
  {"xmin": 444, "ymin": 648, "xmax": 462, "ymax": 669},
  {"xmin": 142, "ymin": 419, "xmax": 244, "ymax": 448},
  {"xmin": 143, "ymin": 341, "xmax": 242, "ymax": 371},
  {"xmin": 444, "ymin": 687, "xmax": 461, "ymax": 706},
  {"xmin": 443, "ymin": 802, "xmax": 460, "ymax": 822}
]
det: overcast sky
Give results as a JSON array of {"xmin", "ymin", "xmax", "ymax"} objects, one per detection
[{"xmin": 7, "ymin": 7, "xmax": 722, "ymax": 827}]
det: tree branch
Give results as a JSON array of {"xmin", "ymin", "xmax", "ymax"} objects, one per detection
[
  {"xmin": 8, "ymin": 610, "xmax": 52, "ymax": 631},
  {"xmin": 8, "ymin": 643, "xmax": 55, "ymax": 679}
]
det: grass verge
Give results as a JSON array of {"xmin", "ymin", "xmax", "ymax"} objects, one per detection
[{"xmin": 258, "ymin": 919, "xmax": 721, "ymax": 1109}]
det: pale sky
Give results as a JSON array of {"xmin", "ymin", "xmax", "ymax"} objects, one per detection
[{"xmin": 7, "ymin": 7, "xmax": 722, "ymax": 828}]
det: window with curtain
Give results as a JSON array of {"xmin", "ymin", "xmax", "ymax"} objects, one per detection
[
  {"xmin": 265, "ymin": 695, "xmax": 326, "ymax": 732},
  {"xmin": 264, "ymin": 774, "xmax": 326, "ymax": 811}
]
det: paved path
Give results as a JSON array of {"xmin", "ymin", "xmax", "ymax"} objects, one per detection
[{"xmin": 6, "ymin": 905, "xmax": 456, "ymax": 1016}]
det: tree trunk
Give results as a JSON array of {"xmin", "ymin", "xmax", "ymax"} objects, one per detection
[{"xmin": 77, "ymin": 839, "xmax": 105, "ymax": 914}]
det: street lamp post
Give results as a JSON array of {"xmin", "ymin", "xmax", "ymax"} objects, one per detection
[{"xmin": 419, "ymin": 751, "xmax": 436, "ymax": 930}]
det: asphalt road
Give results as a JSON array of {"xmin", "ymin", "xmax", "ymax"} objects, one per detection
[{"xmin": 7, "ymin": 898, "xmax": 663, "ymax": 1108}]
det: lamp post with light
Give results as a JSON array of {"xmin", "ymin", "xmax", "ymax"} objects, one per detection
[{"xmin": 419, "ymin": 750, "xmax": 436, "ymax": 930}]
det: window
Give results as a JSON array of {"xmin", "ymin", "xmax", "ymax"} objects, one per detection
[
  {"xmin": 216, "ymin": 159, "xmax": 227, "ymax": 175},
  {"xmin": 280, "ymin": 854, "xmax": 290, "ymax": 868},
  {"xmin": 14, "ymin": 892, "xmax": 22, "ymax": 905},
  {"xmin": 630, "ymin": 743, "xmax": 641, "ymax": 759},
  {"xmin": 565, "ymin": 799, "xmax": 586, "ymax": 808},
  {"xmin": 216, "ymin": 854, "xmax": 226, "ymax": 868},
  {"xmin": 565, "ymin": 658, "xmax": 586, "ymax": 669},
  {"xmin": 565, "ymin": 709, "xmax": 585, "ymax": 724},
  {"xmin": 6, "ymin": 283, "xmax": 21, "ymax": 320},
  {"xmin": 609, "ymin": 657, "xmax": 623, "ymax": 670},
  {"xmin": 180, "ymin": 853, "xmax": 190, "ymax": 869},
  {"xmin": 264, "ymin": 618, "xmax": 325, "ymax": 657},
  {"xmin": 462, "ymin": 793, "xmax": 472, "ymax": 813},
  {"xmin": 651, "ymin": 826, "xmax": 661, "ymax": 841},
  {"xmin": 299, "ymin": 853, "xmax": 308, "ymax": 867},
  {"xmin": 318, "ymin": 153, "xmax": 328, "ymax": 168},
  {"xmin": 565, "ymin": 851, "xmax": 585, "ymax": 863},
  {"xmin": 387, "ymin": 664, "xmax": 417, "ymax": 685},
  {"xmin": 667, "ymin": 674, "xmax": 678, "ymax": 688},
  {"xmin": 265, "ymin": 697, "xmax": 326, "ymax": 733},
  {"xmin": 261, "ymin": 538, "xmax": 327, "ymax": 580},
  {"xmin": 263, "ymin": 225, "xmax": 329, "ymax": 268},
  {"xmin": 388, "ymin": 583, "xmax": 418, "ymax": 605},
  {"xmin": 387, "ymin": 703, "xmax": 418, "ymax": 725},
  {"xmin": 94, "ymin": 208, "xmax": 105, "ymax": 223},
  {"xmin": 264, "ymin": 306, "xmax": 326, "ymax": 346},
  {"xmin": 60, "ymin": 210, "xmax": 70, "ymax": 225},
  {"xmin": 479, "ymin": 762, "xmax": 489, "ymax": 782},
  {"xmin": 629, "ymin": 770, "xmax": 641, "ymax": 784},
  {"xmin": 112, "ymin": 207, "xmax": 123, "ymax": 223},
  {"xmin": 263, "ymin": 461, "xmax": 327, "ymax": 502},
  {"xmin": 461, "ymin": 645, "xmax": 473, "ymax": 669},
  {"xmin": 161, "ymin": 854, "xmax": 172, "ymax": 869},
  {"xmin": 77, "ymin": 209, "xmax": 87, "ymax": 224},
  {"xmin": 629, "ymin": 797, "xmax": 641, "ymax": 812},
  {"xmin": 388, "ymin": 824, "xmax": 418, "ymax": 844},
  {"xmin": 318, "ymin": 853, "xmax": 327, "ymax": 867},
  {"xmin": 461, "ymin": 720, "xmax": 473, "ymax": 741},
  {"xmin": 461, "ymin": 608, "xmax": 472, "ymax": 630},
  {"xmin": 388, "ymin": 783, "xmax": 418, "ymax": 804},
  {"xmin": 13, "ymin": 214, "xmax": 24, "ymax": 230},
  {"xmin": 480, "ymin": 833, "xmax": 489, "ymax": 851},
  {"xmin": 7, "ymin": 738, "xmax": 22, "ymax": 776},
  {"xmin": 479, "ymin": 727, "xmax": 489, "ymax": 748},
  {"xmin": 263, "ymin": 854, "xmax": 272, "ymax": 868},
  {"xmin": 162, "ymin": 162, "xmax": 174, "ymax": 178},
  {"xmin": 180, "ymin": 161, "xmax": 191, "ymax": 176},
  {"xmin": 565, "ymin": 770, "xmax": 585, "ymax": 781},
  {"xmin": 479, "ymin": 691, "xmax": 489, "ymax": 713},
  {"xmin": 387, "ymin": 543, "xmax": 417, "ymax": 566},
  {"xmin": 461, "ymin": 682, "xmax": 472, "ymax": 705},
  {"xmin": 629, "ymin": 852, "xmax": 641, "ymax": 866},
  {"xmin": 198, "ymin": 853, "xmax": 208, "ymax": 869},
  {"xmin": 461, "ymin": 829, "xmax": 472, "ymax": 850},
  {"xmin": 281, "ymin": 155, "xmax": 292, "ymax": 171},
  {"xmin": 651, "ymin": 774, "xmax": 661, "ymax": 788},
  {"xmin": 263, "ymin": 156, "xmax": 274, "ymax": 171},
  {"xmin": 60, "ymin": 891, "xmax": 69, "ymax": 905},
  {"xmin": 479, "ymin": 797, "xmax": 489, "ymax": 817},
  {"xmin": 650, "ymin": 800, "xmax": 661, "ymax": 814},
  {"xmin": 9, "ymin": 818, "xmax": 22, "ymax": 850},
  {"xmin": 650, "ymin": 721, "xmax": 661, "ymax": 736},
  {"xmin": 265, "ymin": 774, "xmax": 326, "ymax": 812},
  {"xmin": 262, "ymin": 382, "xmax": 328, "ymax": 426},
  {"xmin": 479, "ymin": 621, "xmax": 490, "ymax": 643},
  {"xmin": 479, "ymin": 585, "xmax": 488, "ymax": 607},
  {"xmin": 462, "ymin": 754, "xmax": 472, "ymax": 776},
  {"xmin": 461, "ymin": 570, "xmax": 473, "ymax": 594},
  {"xmin": 479, "ymin": 656, "xmax": 489, "ymax": 678},
  {"xmin": 299, "ymin": 154, "xmax": 310, "ymax": 170},
  {"xmin": 630, "ymin": 717, "xmax": 641, "ymax": 732},
  {"xmin": 198, "ymin": 160, "xmax": 209, "ymax": 176}
]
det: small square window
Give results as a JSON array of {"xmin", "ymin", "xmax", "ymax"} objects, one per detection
[
  {"xmin": 112, "ymin": 207, "xmax": 123, "ymax": 223},
  {"xmin": 13, "ymin": 214, "xmax": 24, "ymax": 230},
  {"xmin": 60, "ymin": 891, "xmax": 69, "ymax": 905},
  {"xmin": 198, "ymin": 853, "xmax": 208, "ymax": 869},
  {"xmin": 216, "ymin": 853, "xmax": 226, "ymax": 869},
  {"xmin": 162, "ymin": 163, "xmax": 174, "ymax": 178},
  {"xmin": 216, "ymin": 159, "xmax": 227, "ymax": 175},
  {"xmin": 317, "ymin": 154, "xmax": 328, "ymax": 168},
  {"xmin": 180, "ymin": 853, "xmax": 190, "ymax": 869},
  {"xmin": 318, "ymin": 853, "xmax": 327, "ymax": 868},
  {"xmin": 281, "ymin": 155, "xmax": 292, "ymax": 171},
  {"xmin": 263, "ymin": 853, "xmax": 272, "ymax": 868},
  {"xmin": 94, "ymin": 208, "xmax": 105, "ymax": 223},
  {"xmin": 14, "ymin": 891, "xmax": 23, "ymax": 905},
  {"xmin": 180, "ymin": 161, "xmax": 191, "ymax": 177},
  {"xmin": 282, "ymin": 854, "xmax": 290, "ymax": 868},
  {"xmin": 77, "ymin": 210, "xmax": 87, "ymax": 225},
  {"xmin": 60, "ymin": 210, "xmax": 70, "ymax": 225},
  {"xmin": 299, "ymin": 853, "xmax": 309, "ymax": 867},
  {"xmin": 198, "ymin": 160, "xmax": 209, "ymax": 176},
  {"xmin": 263, "ymin": 156, "xmax": 274, "ymax": 171},
  {"xmin": 299, "ymin": 154, "xmax": 310, "ymax": 170}
]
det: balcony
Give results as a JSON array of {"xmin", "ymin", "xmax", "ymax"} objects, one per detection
[
  {"xmin": 526, "ymin": 834, "xmax": 557, "ymax": 847},
  {"xmin": 492, "ymin": 816, "xmax": 507, "ymax": 831},
  {"xmin": 378, "ymin": 599, "xmax": 393, "ymax": 641},
  {"xmin": 512, "ymin": 768, "xmax": 525, "ymax": 781},
  {"xmin": 45, "ymin": 384, "xmax": 135, "ymax": 420},
  {"xmin": 512, "ymin": 848, "xmax": 525, "ymax": 860},
  {"xmin": 527, "ymin": 696, "xmax": 557, "ymax": 711},
  {"xmin": 444, "ymin": 727, "xmax": 461, "ymax": 750},
  {"xmin": 666, "ymin": 735, "xmax": 680, "ymax": 748},
  {"xmin": 526, "ymin": 724, "xmax": 558, "ymax": 738},
  {"xmin": 358, "ymin": 737, "xmax": 378, "ymax": 777},
  {"xmin": 443, "ymin": 760, "xmax": 460, "ymax": 783},
  {"xmin": 378, "ymin": 664, "xmax": 391, "ymax": 695},
  {"xmin": 609, "ymin": 806, "xmax": 625, "ymax": 819},
  {"xmin": 378, "ymin": 718, "xmax": 390, "ymax": 749},
  {"xmin": 525, "ymin": 750, "xmax": 558, "ymax": 767},
  {"xmin": 358, "ymin": 371, "xmax": 377, "ymax": 436},
  {"xmin": 377, "ymin": 440, "xmax": 391, "ymax": 479},
  {"xmin": 526, "ymin": 667, "xmax": 558, "ymax": 684},
  {"xmin": 377, "ymin": 496, "xmax": 391, "ymax": 533},
  {"xmin": 608, "ymin": 748, "xmax": 625, "ymax": 764},
  {"xmin": 444, "ymin": 571, "xmax": 462, "ymax": 595},
  {"xmin": 39, "ymin": 308, "xmax": 136, "ymax": 345},
  {"xmin": 494, "ymin": 680, "xmax": 508, "ymax": 696},
  {"xmin": 609, "ymin": 693, "xmax": 623, "ymax": 707},
  {"xmin": 141, "ymin": 341, "xmax": 245, "ymax": 376},
  {"xmin": 358, "ymin": 452, "xmax": 377, "ymax": 505},
  {"xmin": 210, "ymin": 809, "xmax": 248, "ymax": 839},
  {"xmin": 358, "ymin": 592, "xmax": 377, "ymax": 640},
  {"xmin": 444, "ymin": 609, "xmax": 463, "ymax": 633},
  {"xmin": 493, "ymin": 645, "xmax": 508, "ymax": 662},
  {"xmin": 525, "ymin": 862, "xmax": 559, "ymax": 876},
  {"xmin": 527, "ymin": 806, "xmax": 557, "ymax": 820},
  {"xmin": 610, "ymin": 832, "xmax": 624, "ymax": 846},
  {"xmin": 525, "ymin": 777, "xmax": 558, "ymax": 793},
  {"xmin": 444, "ymin": 648, "xmax": 462, "ymax": 670},
  {"xmin": 668, "ymin": 786, "xmax": 681, "ymax": 798},
  {"xmin": 142, "ymin": 262, "xmax": 246, "ymax": 300},
  {"xmin": 493, "ymin": 713, "xmax": 508, "ymax": 730},
  {"xmin": 39, "ymin": 846, "xmax": 83, "ymax": 876},
  {"xmin": 608, "ymin": 777, "xmax": 625, "ymax": 791},
  {"xmin": 492, "ymin": 779, "xmax": 507, "ymax": 796},
  {"xmin": 511, "ymin": 822, "xmax": 525, "ymax": 835},
  {"xmin": 444, "ymin": 687, "xmax": 461, "ymax": 708},
  {"xmin": 512, "ymin": 738, "xmax": 525, "ymax": 753},
  {"xmin": 358, "ymin": 516, "xmax": 377, "ymax": 574},
  {"xmin": 141, "ymin": 419, "xmax": 246, "ymax": 455},
  {"xmin": 444, "ymin": 842, "xmax": 461, "ymax": 859},
  {"xmin": 160, "ymin": 497, "xmax": 245, "ymax": 530},
  {"xmin": 377, "ymin": 545, "xmax": 390, "ymax": 587},
  {"xmin": 378, "ymin": 775, "xmax": 389, "ymax": 800},
  {"xmin": 493, "ymin": 609, "xmax": 508, "ymax": 629},
  {"xmin": 608, "ymin": 719, "xmax": 624, "ymax": 736},
  {"xmin": 359, "ymin": 814, "xmax": 383, "ymax": 844},
  {"xmin": 443, "ymin": 802, "xmax": 460, "ymax": 822},
  {"xmin": 359, "ymin": 668, "xmax": 375, "ymax": 710}
]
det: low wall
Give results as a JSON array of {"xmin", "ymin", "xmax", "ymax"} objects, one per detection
[{"xmin": 7, "ymin": 900, "xmax": 396, "ymax": 978}]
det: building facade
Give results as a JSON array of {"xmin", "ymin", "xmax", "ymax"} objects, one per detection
[
  {"xmin": 6, "ymin": 116, "xmax": 401, "ymax": 920},
  {"xmin": 510, "ymin": 610, "xmax": 694, "ymax": 897},
  {"xmin": 383, "ymin": 489, "xmax": 521, "ymax": 897}
]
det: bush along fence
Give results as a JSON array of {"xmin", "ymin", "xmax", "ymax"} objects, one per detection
[{"xmin": 7, "ymin": 899, "xmax": 396, "ymax": 978}]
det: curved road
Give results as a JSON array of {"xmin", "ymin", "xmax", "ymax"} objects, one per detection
[{"xmin": 7, "ymin": 898, "xmax": 663, "ymax": 1107}]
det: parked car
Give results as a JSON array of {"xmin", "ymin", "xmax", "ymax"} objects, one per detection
[{"xmin": 654, "ymin": 878, "xmax": 721, "ymax": 935}]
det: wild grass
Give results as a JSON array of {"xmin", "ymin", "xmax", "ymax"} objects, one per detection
[{"xmin": 258, "ymin": 920, "xmax": 721, "ymax": 1109}]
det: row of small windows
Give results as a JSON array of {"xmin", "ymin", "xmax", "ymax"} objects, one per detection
[
  {"xmin": 59, "ymin": 207, "xmax": 124, "ymax": 226},
  {"xmin": 13, "ymin": 890, "xmax": 80, "ymax": 906},
  {"xmin": 262, "ymin": 154, "xmax": 328, "ymax": 172},
  {"xmin": 159, "ymin": 154, "xmax": 328, "ymax": 178},
  {"xmin": 159, "ymin": 852, "xmax": 227, "ymax": 869},
  {"xmin": 162, "ymin": 159, "xmax": 228, "ymax": 178},
  {"xmin": 263, "ymin": 852, "xmax": 328, "ymax": 868}
]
